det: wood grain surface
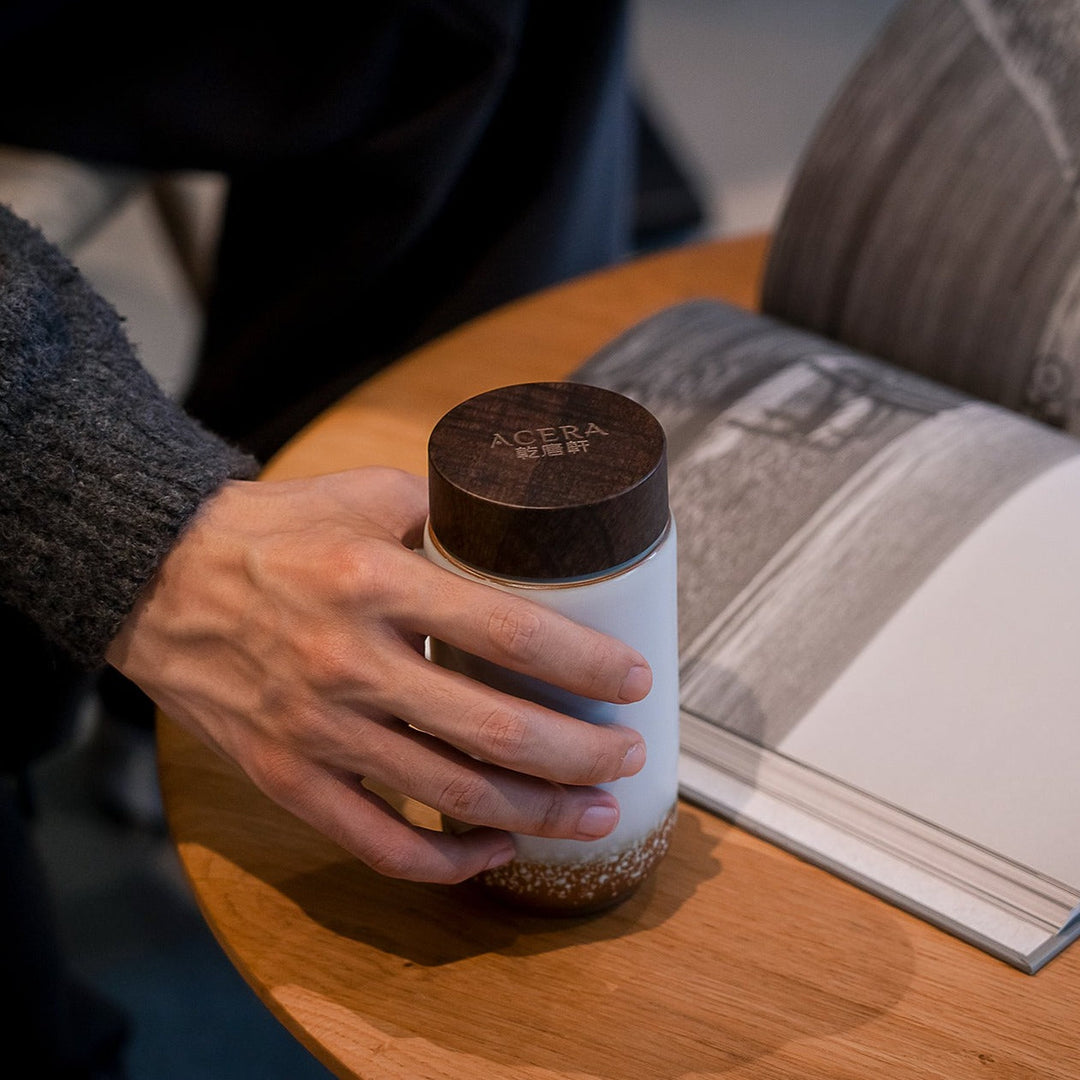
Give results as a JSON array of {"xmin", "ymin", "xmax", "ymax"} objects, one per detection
[
  {"xmin": 157, "ymin": 234, "xmax": 1080, "ymax": 1079},
  {"xmin": 428, "ymin": 381, "xmax": 669, "ymax": 579}
]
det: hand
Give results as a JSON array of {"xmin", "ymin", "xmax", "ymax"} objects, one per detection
[{"xmin": 106, "ymin": 467, "xmax": 651, "ymax": 884}]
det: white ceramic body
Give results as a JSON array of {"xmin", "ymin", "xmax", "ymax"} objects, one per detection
[{"xmin": 423, "ymin": 519, "xmax": 680, "ymax": 869}]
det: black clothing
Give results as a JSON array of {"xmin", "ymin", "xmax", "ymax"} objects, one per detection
[{"xmin": 0, "ymin": 6, "xmax": 636, "ymax": 1074}]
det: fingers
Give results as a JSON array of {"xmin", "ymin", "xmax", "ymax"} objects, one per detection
[
  {"xmin": 368, "ymin": 650, "xmax": 647, "ymax": 788},
  {"xmin": 251, "ymin": 730, "xmax": 626, "ymax": 885},
  {"xmin": 399, "ymin": 556, "xmax": 653, "ymax": 705},
  {"xmin": 319, "ymin": 521, "xmax": 652, "ymax": 790},
  {"xmin": 258, "ymin": 751, "xmax": 517, "ymax": 884},
  {"xmin": 326, "ymin": 714, "xmax": 626, "ymax": 841},
  {"xmin": 327, "ymin": 468, "xmax": 652, "ymax": 708}
]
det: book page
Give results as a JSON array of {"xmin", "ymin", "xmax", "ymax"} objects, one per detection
[
  {"xmin": 780, "ymin": 454, "xmax": 1080, "ymax": 887},
  {"xmin": 763, "ymin": 0, "xmax": 1080, "ymax": 437},
  {"xmin": 578, "ymin": 301, "xmax": 1079, "ymax": 763},
  {"xmin": 575, "ymin": 299, "xmax": 1080, "ymax": 966}
]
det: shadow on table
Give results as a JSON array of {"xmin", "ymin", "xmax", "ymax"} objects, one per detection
[
  {"xmin": 269, "ymin": 810, "xmax": 914, "ymax": 1079},
  {"xmin": 164, "ymin": 720, "xmax": 916, "ymax": 1079},
  {"xmin": 277, "ymin": 805, "xmax": 718, "ymax": 967}
]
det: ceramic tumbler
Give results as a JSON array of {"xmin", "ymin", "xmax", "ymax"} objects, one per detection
[{"xmin": 424, "ymin": 381, "xmax": 679, "ymax": 913}]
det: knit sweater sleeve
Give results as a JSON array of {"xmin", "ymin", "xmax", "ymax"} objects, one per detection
[{"xmin": 0, "ymin": 203, "xmax": 259, "ymax": 668}]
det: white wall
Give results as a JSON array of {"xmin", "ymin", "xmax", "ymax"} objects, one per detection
[{"xmin": 632, "ymin": 0, "xmax": 904, "ymax": 236}]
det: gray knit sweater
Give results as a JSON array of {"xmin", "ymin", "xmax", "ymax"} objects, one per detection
[{"xmin": 0, "ymin": 204, "xmax": 259, "ymax": 668}]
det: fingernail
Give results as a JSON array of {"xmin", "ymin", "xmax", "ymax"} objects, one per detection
[
  {"xmin": 619, "ymin": 741, "xmax": 646, "ymax": 778},
  {"xmin": 618, "ymin": 663, "xmax": 652, "ymax": 702},
  {"xmin": 484, "ymin": 840, "xmax": 516, "ymax": 871},
  {"xmin": 576, "ymin": 803, "xmax": 619, "ymax": 839}
]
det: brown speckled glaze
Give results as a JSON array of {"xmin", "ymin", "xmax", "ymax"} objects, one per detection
[{"xmin": 478, "ymin": 804, "xmax": 678, "ymax": 915}]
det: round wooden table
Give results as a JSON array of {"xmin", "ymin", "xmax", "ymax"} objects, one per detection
[{"xmin": 157, "ymin": 235, "xmax": 1080, "ymax": 1079}]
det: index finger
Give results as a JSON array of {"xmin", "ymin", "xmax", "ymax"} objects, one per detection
[{"xmin": 411, "ymin": 561, "xmax": 653, "ymax": 705}]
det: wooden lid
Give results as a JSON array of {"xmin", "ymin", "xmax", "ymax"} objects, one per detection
[{"xmin": 428, "ymin": 382, "xmax": 669, "ymax": 580}]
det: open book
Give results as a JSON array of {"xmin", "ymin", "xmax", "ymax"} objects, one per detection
[{"xmin": 573, "ymin": 0, "xmax": 1080, "ymax": 974}]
